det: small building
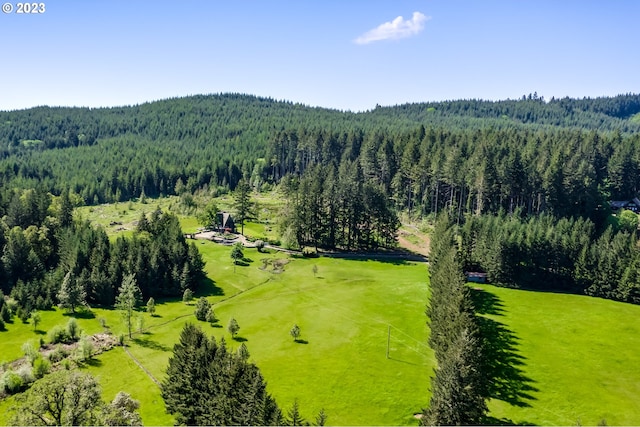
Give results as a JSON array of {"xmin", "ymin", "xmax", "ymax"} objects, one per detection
[
  {"xmin": 465, "ymin": 272, "xmax": 488, "ymax": 284},
  {"xmin": 217, "ymin": 212, "xmax": 236, "ymax": 233},
  {"xmin": 610, "ymin": 197, "xmax": 640, "ymax": 213}
]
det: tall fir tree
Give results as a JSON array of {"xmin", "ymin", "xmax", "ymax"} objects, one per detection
[{"xmin": 162, "ymin": 323, "xmax": 283, "ymax": 425}]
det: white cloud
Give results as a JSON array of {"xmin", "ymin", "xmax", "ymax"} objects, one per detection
[{"xmin": 354, "ymin": 11, "xmax": 430, "ymax": 45}]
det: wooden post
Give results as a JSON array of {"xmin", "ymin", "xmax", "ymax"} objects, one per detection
[{"xmin": 386, "ymin": 325, "xmax": 391, "ymax": 359}]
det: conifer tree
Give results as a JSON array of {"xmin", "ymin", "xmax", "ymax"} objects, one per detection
[
  {"xmin": 232, "ymin": 178, "xmax": 255, "ymax": 235},
  {"xmin": 286, "ymin": 399, "xmax": 306, "ymax": 426},
  {"xmin": 162, "ymin": 323, "xmax": 283, "ymax": 425},
  {"xmin": 57, "ymin": 271, "xmax": 86, "ymax": 313}
]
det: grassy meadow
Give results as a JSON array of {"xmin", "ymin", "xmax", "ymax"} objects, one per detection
[
  {"xmin": 473, "ymin": 284, "xmax": 640, "ymax": 426},
  {"xmin": 3, "ymin": 196, "xmax": 640, "ymax": 425},
  {"xmin": 0, "ymin": 239, "xmax": 433, "ymax": 426}
]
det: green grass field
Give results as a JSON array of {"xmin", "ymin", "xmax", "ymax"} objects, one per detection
[
  {"xmin": 0, "ymin": 242, "xmax": 432, "ymax": 426},
  {"xmin": 473, "ymin": 284, "xmax": 640, "ymax": 426},
  {"xmin": 76, "ymin": 192, "xmax": 284, "ymax": 241},
  {"xmin": 4, "ymin": 196, "xmax": 640, "ymax": 425}
]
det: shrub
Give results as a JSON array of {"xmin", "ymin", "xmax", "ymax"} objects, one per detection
[
  {"xmin": 48, "ymin": 325, "xmax": 71, "ymax": 344},
  {"xmin": 302, "ymin": 246, "xmax": 318, "ymax": 258},
  {"xmin": 1, "ymin": 370, "xmax": 24, "ymax": 394},
  {"xmin": 77, "ymin": 337, "xmax": 94, "ymax": 361},
  {"xmin": 48, "ymin": 344, "xmax": 69, "ymax": 363},
  {"xmin": 21, "ymin": 340, "xmax": 39, "ymax": 364},
  {"xmin": 33, "ymin": 356, "xmax": 51, "ymax": 378},
  {"xmin": 66, "ymin": 318, "xmax": 81, "ymax": 340},
  {"xmin": 194, "ymin": 297, "xmax": 211, "ymax": 321},
  {"xmin": 16, "ymin": 365, "xmax": 34, "ymax": 386},
  {"xmin": 255, "ymin": 240, "xmax": 265, "ymax": 252},
  {"xmin": 268, "ymin": 238, "xmax": 281, "ymax": 247}
]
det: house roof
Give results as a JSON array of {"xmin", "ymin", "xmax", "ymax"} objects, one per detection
[
  {"xmin": 466, "ymin": 272, "xmax": 488, "ymax": 278},
  {"xmin": 219, "ymin": 212, "xmax": 234, "ymax": 228},
  {"xmin": 610, "ymin": 201, "xmax": 628, "ymax": 208}
]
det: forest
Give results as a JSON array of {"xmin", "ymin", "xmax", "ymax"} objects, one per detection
[
  {"xmin": 1, "ymin": 92, "xmax": 640, "ymax": 425},
  {"xmin": 0, "ymin": 93, "xmax": 640, "ymax": 310},
  {"xmin": 0, "ymin": 188, "xmax": 205, "ymax": 318}
]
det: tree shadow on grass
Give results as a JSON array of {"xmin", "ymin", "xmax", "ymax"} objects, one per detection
[
  {"xmin": 62, "ymin": 310, "xmax": 96, "ymax": 320},
  {"xmin": 132, "ymin": 337, "xmax": 171, "ymax": 352},
  {"xmin": 293, "ymin": 339, "xmax": 308, "ymax": 345},
  {"xmin": 470, "ymin": 288, "xmax": 506, "ymax": 317},
  {"xmin": 322, "ymin": 251, "xmax": 427, "ymax": 264},
  {"xmin": 82, "ymin": 358, "xmax": 103, "ymax": 368},
  {"xmin": 196, "ymin": 277, "xmax": 224, "ymax": 297},
  {"xmin": 481, "ymin": 415, "xmax": 536, "ymax": 426},
  {"xmin": 471, "ymin": 288, "xmax": 538, "ymax": 409},
  {"xmin": 232, "ymin": 336, "xmax": 248, "ymax": 342}
]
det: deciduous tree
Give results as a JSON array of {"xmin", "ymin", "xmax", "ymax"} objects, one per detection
[
  {"xmin": 290, "ymin": 324, "xmax": 301, "ymax": 342},
  {"xmin": 10, "ymin": 371, "xmax": 103, "ymax": 426},
  {"xmin": 115, "ymin": 274, "xmax": 141, "ymax": 339},
  {"xmin": 228, "ymin": 317, "xmax": 240, "ymax": 338}
]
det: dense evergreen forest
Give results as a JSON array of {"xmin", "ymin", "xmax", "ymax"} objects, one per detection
[
  {"xmin": 0, "ymin": 188, "xmax": 205, "ymax": 317},
  {"xmin": 1, "ymin": 93, "xmax": 640, "ymax": 314}
]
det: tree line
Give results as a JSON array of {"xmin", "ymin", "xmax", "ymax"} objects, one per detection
[
  {"xmin": 0, "ymin": 93, "xmax": 638, "ymax": 211},
  {"xmin": 459, "ymin": 212, "xmax": 640, "ymax": 304},
  {"xmin": 279, "ymin": 163, "xmax": 399, "ymax": 250},
  {"xmin": 1, "ymin": 188, "xmax": 205, "ymax": 317},
  {"xmin": 421, "ymin": 215, "xmax": 488, "ymax": 425}
]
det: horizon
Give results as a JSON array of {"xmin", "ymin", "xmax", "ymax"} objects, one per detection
[
  {"xmin": 1, "ymin": 1, "xmax": 638, "ymax": 112},
  {"xmin": 2, "ymin": 90, "xmax": 638, "ymax": 114}
]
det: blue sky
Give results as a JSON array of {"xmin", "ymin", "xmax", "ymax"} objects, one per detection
[{"xmin": 1, "ymin": 1, "xmax": 638, "ymax": 112}]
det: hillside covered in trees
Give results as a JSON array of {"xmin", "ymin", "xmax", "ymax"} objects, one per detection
[
  {"xmin": 1, "ymin": 93, "xmax": 640, "ymax": 308},
  {"xmin": 0, "ymin": 93, "xmax": 639, "ymax": 205},
  {"xmin": 2, "ymin": 92, "xmax": 640, "ymax": 425}
]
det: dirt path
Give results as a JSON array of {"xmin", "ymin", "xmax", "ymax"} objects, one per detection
[{"xmin": 397, "ymin": 224, "xmax": 430, "ymax": 257}]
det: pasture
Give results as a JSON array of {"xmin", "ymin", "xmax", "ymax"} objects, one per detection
[
  {"xmin": 3, "ymin": 196, "xmax": 640, "ymax": 425},
  {"xmin": 0, "ymin": 242, "xmax": 433, "ymax": 426},
  {"xmin": 473, "ymin": 284, "xmax": 640, "ymax": 426}
]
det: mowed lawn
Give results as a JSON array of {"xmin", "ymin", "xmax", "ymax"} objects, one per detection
[
  {"xmin": 0, "ymin": 242, "xmax": 433, "ymax": 426},
  {"xmin": 474, "ymin": 284, "xmax": 640, "ymax": 426}
]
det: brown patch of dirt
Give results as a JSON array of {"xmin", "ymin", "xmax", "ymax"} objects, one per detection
[
  {"xmin": 1, "ymin": 333, "xmax": 120, "ymax": 378},
  {"xmin": 398, "ymin": 229, "xmax": 430, "ymax": 257}
]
